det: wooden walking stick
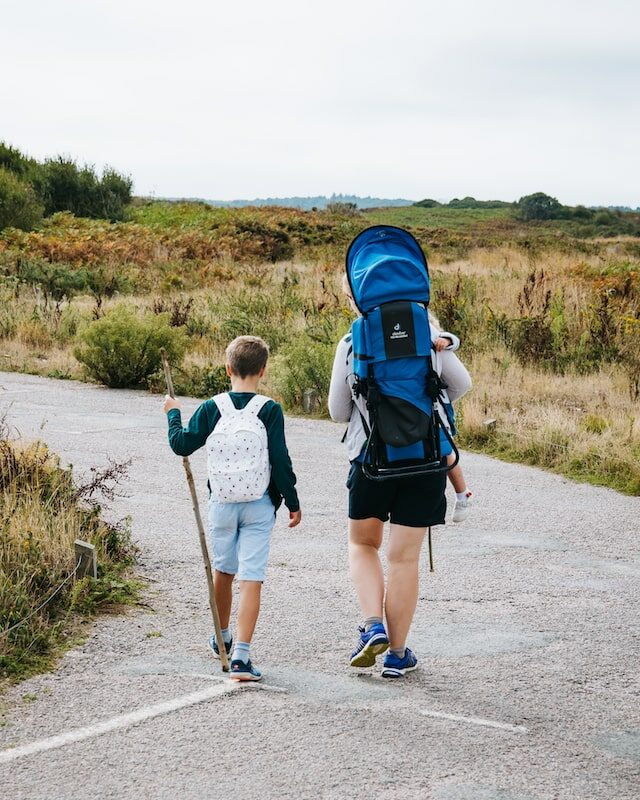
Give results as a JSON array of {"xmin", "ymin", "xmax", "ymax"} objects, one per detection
[{"xmin": 161, "ymin": 350, "xmax": 230, "ymax": 672}]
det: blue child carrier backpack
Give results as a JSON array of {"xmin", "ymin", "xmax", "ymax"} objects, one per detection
[{"xmin": 346, "ymin": 225, "xmax": 459, "ymax": 481}]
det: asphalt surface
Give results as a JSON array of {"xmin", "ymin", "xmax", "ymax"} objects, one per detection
[{"xmin": 0, "ymin": 371, "xmax": 638, "ymax": 800}]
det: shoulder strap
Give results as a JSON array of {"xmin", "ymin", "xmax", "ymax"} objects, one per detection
[
  {"xmin": 242, "ymin": 394, "xmax": 271, "ymax": 417},
  {"xmin": 213, "ymin": 393, "xmax": 235, "ymax": 416}
]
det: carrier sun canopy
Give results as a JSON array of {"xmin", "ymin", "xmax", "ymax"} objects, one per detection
[{"xmin": 346, "ymin": 225, "xmax": 430, "ymax": 314}]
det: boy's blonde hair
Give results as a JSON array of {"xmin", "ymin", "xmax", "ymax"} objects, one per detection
[{"xmin": 225, "ymin": 335, "xmax": 269, "ymax": 378}]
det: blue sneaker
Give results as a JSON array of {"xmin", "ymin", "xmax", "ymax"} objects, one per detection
[
  {"xmin": 350, "ymin": 623, "xmax": 389, "ymax": 667},
  {"xmin": 229, "ymin": 658, "xmax": 262, "ymax": 682},
  {"xmin": 381, "ymin": 648, "xmax": 418, "ymax": 678},
  {"xmin": 208, "ymin": 635, "xmax": 232, "ymax": 660}
]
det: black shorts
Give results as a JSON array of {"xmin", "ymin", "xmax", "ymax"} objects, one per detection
[{"xmin": 347, "ymin": 461, "xmax": 446, "ymax": 528}]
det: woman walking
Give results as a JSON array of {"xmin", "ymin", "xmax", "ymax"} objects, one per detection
[{"xmin": 329, "ymin": 229, "xmax": 472, "ymax": 678}]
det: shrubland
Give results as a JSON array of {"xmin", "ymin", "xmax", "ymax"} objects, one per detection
[{"xmin": 0, "ymin": 200, "xmax": 638, "ymax": 495}]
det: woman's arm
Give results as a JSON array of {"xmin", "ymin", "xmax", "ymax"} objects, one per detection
[
  {"xmin": 328, "ymin": 336, "xmax": 354, "ymax": 423},
  {"xmin": 438, "ymin": 349, "xmax": 472, "ymax": 403}
]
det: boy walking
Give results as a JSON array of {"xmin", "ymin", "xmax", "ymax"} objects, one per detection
[{"xmin": 164, "ymin": 335, "xmax": 301, "ymax": 681}]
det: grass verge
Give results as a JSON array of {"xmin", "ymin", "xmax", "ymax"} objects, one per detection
[{"xmin": 0, "ymin": 423, "xmax": 139, "ymax": 683}]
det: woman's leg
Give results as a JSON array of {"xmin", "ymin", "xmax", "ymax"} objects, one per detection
[
  {"xmin": 348, "ymin": 517, "xmax": 385, "ymax": 619},
  {"xmin": 385, "ymin": 524, "xmax": 426, "ymax": 651}
]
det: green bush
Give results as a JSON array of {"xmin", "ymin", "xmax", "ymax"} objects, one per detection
[
  {"xmin": 517, "ymin": 192, "xmax": 563, "ymax": 221},
  {"xmin": 414, "ymin": 198, "xmax": 442, "ymax": 208},
  {"xmin": 0, "ymin": 167, "xmax": 43, "ymax": 230},
  {"xmin": 148, "ymin": 362, "xmax": 229, "ymax": 398},
  {"xmin": 432, "ymin": 269, "xmax": 484, "ymax": 351},
  {"xmin": 16, "ymin": 259, "xmax": 88, "ymax": 309},
  {"xmin": 216, "ymin": 288, "xmax": 302, "ymax": 351},
  {"xmin": 271, "ymin": 336, "xmax": 335, "ymax": 410},
  {"xmin": 75, "ymin": 305, "xmax": 186, "ymax": 388},
  {"xmin": 177, "ymin": 363, "xmax": 229, "ymax": 397},
  {"xmin": 0, "ymin": 142, "xmax": 39, "ymax": 180},
  {"xmin": 34, "ymin": 157, "xmax": 132, "ymax": 221}
]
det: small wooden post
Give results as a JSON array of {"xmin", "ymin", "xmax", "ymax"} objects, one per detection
[
  {"xmin": 74, "ymin": 540, "xmax": 97, "ymax": 580},
  {"xmin": 303, "ymin": 389, "xmax": 318, "ymax": 414}
]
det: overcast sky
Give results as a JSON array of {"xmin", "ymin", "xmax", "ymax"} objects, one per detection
[{"xmin": 2, "ymin": 0, "xmax": 639, "ymax": 205}]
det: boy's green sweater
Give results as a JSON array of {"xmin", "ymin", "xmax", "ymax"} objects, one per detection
[{"xmin": 167, "ymin": 392, "xmax": 299, "ymax": 512}]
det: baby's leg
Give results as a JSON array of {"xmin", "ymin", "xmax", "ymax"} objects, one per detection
[
  {"xmin": 447, "ymin": 453, "xmax": 467, "ymax": 493},
  {"xmin": 448, "ymin": 453, "xmax": 474, "ymax": 523}
]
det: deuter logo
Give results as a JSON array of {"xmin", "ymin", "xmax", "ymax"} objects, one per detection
[{"xmin": 390, "ymin": 321, "xmax": 408, "ymax": 340}]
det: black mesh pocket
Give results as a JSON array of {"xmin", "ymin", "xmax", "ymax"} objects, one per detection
[{"xmin": 375, "ymin": 394, "xmax": 433, "ymax": 448}]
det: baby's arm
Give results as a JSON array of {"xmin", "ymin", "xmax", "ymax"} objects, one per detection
[{"xmin": 438, "ymin": 330, "xmax": 460, "ymax": 351}]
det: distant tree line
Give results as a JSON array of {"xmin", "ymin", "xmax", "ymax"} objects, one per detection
[
  {"xmin": 0, "ymin": 142, "xmax": 132, "ymax": 231},
  {"xmin": 515, "ymin": 192, "xmax": 640, "ymax": 231},
  {"xmin": 415, "ymin": 192, "xmax": 640, "ymax": 232}
]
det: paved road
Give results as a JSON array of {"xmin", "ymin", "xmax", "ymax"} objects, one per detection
[{"xmin": 0, "ymin": 371, "xmax": 638, "ymax": 800}]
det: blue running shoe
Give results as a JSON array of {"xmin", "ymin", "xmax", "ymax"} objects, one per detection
[
  {"xmin": 229, "ymin": 658, "xmax": 262, "ymax": 681},
  {"xmin": 209, "ymin": 634, "xmax": 233, "ymax": 660},
  {"xmin": 381, "ymin": 647, "xmax": 418, "ymax": 678},
  {"xmin": 350, "ymin": 623, "xmax": 389, "ymax": 667}
]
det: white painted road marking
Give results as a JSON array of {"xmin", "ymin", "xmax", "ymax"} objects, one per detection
[
  {"xmin": 419, "ymin": 709, "xmax": 528, "ymax": 733},
  {"xmin": 0, "ymin": 682, "xmax": 246, "ymax": 764}
]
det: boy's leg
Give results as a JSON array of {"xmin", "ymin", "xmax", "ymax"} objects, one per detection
[
  {"xmin": 236, "ymin": 580, "xmax": 262, "ymax": 644},
  {"xmin": 231, "ymin": 495, "xmax": 275, "ymax": 671},
  {"xmin": 214, "ymin": 570, "xmax": 234, "ymax": 630},
  {"xmin": 208, "ymin": 499, "xmax": 239, "ymax": 653},
  {"xmin": 385, "ymin": 523, "xmax": 426, "ymax": 652}
]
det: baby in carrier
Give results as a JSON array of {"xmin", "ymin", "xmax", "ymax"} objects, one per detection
[{"xmin": 429, "ymin": 310, "xmax": 474, "ymax": 523}]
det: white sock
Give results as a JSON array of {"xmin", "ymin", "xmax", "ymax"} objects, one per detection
[
  {"xmin": 232, "ymin": 641, "xmax": 251, "ymax": 663},
  {"xmin": 456, "ymin": 491, "xmax": 468, "ymax": 502}
]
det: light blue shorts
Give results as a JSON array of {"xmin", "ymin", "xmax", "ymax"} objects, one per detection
[{"xmin": 208, "ymin": 493, "xmax": 276, "ymax": 582}]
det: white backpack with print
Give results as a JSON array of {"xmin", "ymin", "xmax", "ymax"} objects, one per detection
[{"xmin": 206, "ymin": 394, "xmax": 271, "ymax": 503}]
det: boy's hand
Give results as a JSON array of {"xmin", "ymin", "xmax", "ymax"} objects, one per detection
[
  {"xmin": 163, "ymin": 395, "xmax": 181, "ymax": 414},
  {"xmin": 288, "ymin": 510, "xmax": 302, "ymax": 528},
  {"xmin": 434, "ymin": 336, "xmax": 452, "ymax": 352}
]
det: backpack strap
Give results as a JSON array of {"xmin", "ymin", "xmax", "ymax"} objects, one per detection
[
  {"xmin": 213, "ymin": 393, "xmax": 235, "ymax": 416},
  {"xmin": 242, "ymin": 394, "xmax": 271, "ymax": 417}
]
